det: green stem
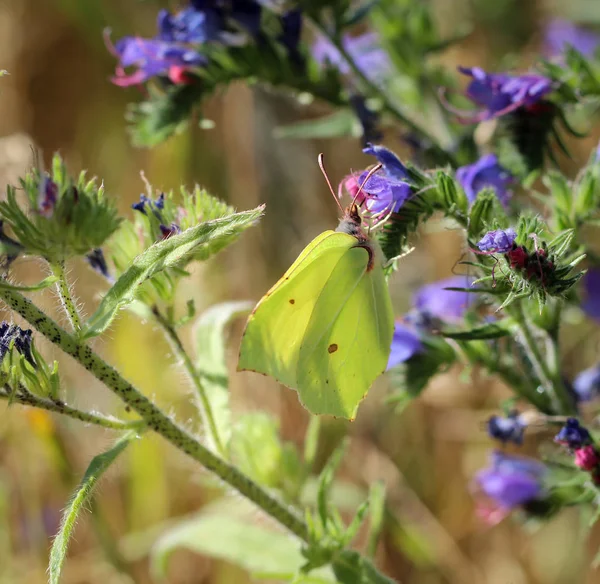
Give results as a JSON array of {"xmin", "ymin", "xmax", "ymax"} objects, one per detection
[
  {"xmin": 307, "ymin": 17, "xmax": 454, "ymax": 165},
  {"xmin": 512, "ymin": 302, "xmax": 575, "ymax": 415},
  {"xmin": 0, "ymin": 384, "xmax": 143, "ymax": 431},
  {"xmin": 152, "ymin": 307, "xmax": 227, "ymax": 458},
  {"xmin": 50, "ymin": 261, "xmax": 83, "ymax": 334},
  {"xmin": 0, "ymin": 284, "xmax": 309, "ymax": 542}
]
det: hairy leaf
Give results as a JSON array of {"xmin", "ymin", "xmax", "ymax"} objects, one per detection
[{"xmin": 83, "ymin": 207, "xmax": 263, "ymax": 339}]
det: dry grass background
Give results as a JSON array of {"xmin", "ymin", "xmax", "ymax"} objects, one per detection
[{"xmin": 1, "ymin": 1, "xmax": 600, "ymax": 583}]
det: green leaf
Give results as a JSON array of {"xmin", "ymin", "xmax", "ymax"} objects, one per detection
[
  {"xmin": 194, "ymin": 301, "xmax": 253, "ymax": 451},
  {"xmin": 150, "ymin": 500, "xmax": 335, "ymax": 581},
  {"xmin": 274, "ymin": 109, "xmax": 359, "ymax": 140},
  {"xmin": 83, "ymin": 207, "xmax": 263, "ymax": 339},
  {"xmin": 49, "ymin": 432, "xmax": 138, "ymax": 584},
  {"xmin": 0, "ymin": 275, "xmax": 58, "ymax": 292}
]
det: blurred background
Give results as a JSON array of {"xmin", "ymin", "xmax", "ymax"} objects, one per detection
[{"xmin": 1, "ymin": 1, "xmax": 600, "ymax": 583}]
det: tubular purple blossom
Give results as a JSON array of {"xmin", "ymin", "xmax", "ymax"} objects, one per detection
[
  {"xmin": 581, "ymin": 267, "xmax": 600, "ymax": 320},
  {"xmin": 386, "ymin": 322, "xmax": 424, "ymax": 370},
  {"xmin": 456, "ymin": 154, "xmax": 514, "ymax": 206},
  {"xmin": 445, "ymin": 67, "xmax": 553, "ymax": 123},
  {"xmin": 487, "ymin": 411, "xmax": 527, "ymax": 445},
  {"xmin": 413, "ymin": 276, "xmax": 472, "ymax": 323},
  {"xmin": 554, "ymin": 418, "xmax": 592, "ymax": 449},
  {"xmin": 477, "ymin": 228, "xmax": 517, "ymax": 253},
  {"xmin": 572, "ymin": 364, "xmax": 600, "ymax": 402},
  {"xmin": 475, "ymin": 451, "xmax": 546, "ymax": 514}
]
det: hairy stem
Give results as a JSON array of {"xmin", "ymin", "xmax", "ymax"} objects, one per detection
[
  {"xmin": 0, "ymin": 384, "xmax": 143, "ymax": 430},
  {"xmin": 0, "ymin": 284, "xmax": 309, "ymax": 542},
  {"xmin": 306, "ymin": 17, "xmax": 454, "ymax": 165},
  {"xmin": 50, "ymin": 261, "xmax": 83, "ymax": 334},
  {"xmin": 513, "ymin": 302, "xmax": 575, "ymax": 415},
  {"xmin": 152, "ymin": 307, "xmax": 227, "ymax": 457}
]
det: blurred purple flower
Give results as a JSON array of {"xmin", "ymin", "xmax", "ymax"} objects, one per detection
[
  {"xmin": 475, "ymin": 451, "xmax": 546, "ymax": 523},
  {"xmin": 349, "ymin": 95, "xmax": 382, "ymax": 144},
  {"xmin": 573, "ymin": 364, "xmax": 600, "ymax": 402},
  {"xmin": 487, "ymin": 411, "xmax": 527, "ymax": 445},
  {"xmin": 413, "ymin": 276, "xmax": 472, "ymax": 323},
  {"xmin": 544, "ymin": 19, "xmax": 600, "ymax": 58},
  {"xmin": 456, "ymin": 154, "xmax": 514, "ymax": 205},
  {"xmin": 108, "ymin": 36, "xmax": 206, "ymax": 87},
  {"xmin": 386, "ymin": 322, "xmax": 424, "ymax": 370},
  {"xmin": 86, "ymin": 248, "xmax": 113, "ymax": 282},
  {"xmin": 0, "ymin": 322, "xmax": 34, "ymax": 366},
  {"xmin": 312, "ymin": 32, "xmax": 392, "ymax": 84},
  {"xmin": 158, "ymin": 6, "xmax": 221, "ymax": 43},
  {"xmin": 477, "ymin": 228, "xmax": 517, "ymax": 253},
  {"xmin": 581, "ymin": 267, "xmax": 600, "ymax": 320},
  {"xmin": 38, "ymin": 175, "xmax": 58, "ymax": 218},
  {"xmin": 355, "ymin": 145, "xmax": 412, "ymax": 213},
  {"xmin": 160, "ymin": 223, "xmax": 182, "ymax": 239},
  {"xmin": 555, "ymin": 418, "xmax": 592, "ymax": 449},
  {"xmin": 450, "ymin": 67, "xmax": 553, "ymax": 123}
]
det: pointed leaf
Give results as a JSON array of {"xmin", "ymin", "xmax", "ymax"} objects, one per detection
[
  {"xmin": 274, "ymin": 109, "xmax": 359, "ymax": 140},
  {"xmin": 194, "ymin": 301, "xmax": 253, "ymax": 450},
  {"xmin": 150, "ymin": 500, "xmax": 335, "ymax": 581},
  {"xmin": 441, "ymin": 321, "xmax": 512, "ymax": 340},
  {"xmin": 0, "ymin": 275, "xmax": 58, "ymax": 292},
  {"xmin": 49, "ymin": 431, "xmax": 138, "ymax": 584},
  {"xmin": 83, "ymin": 207, "xmax": 263, "ymax": 339}
]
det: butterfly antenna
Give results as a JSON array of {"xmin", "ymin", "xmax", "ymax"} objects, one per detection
[
  {"xmin": 353, "ymin": 163, "xmax": 382, "ymax": 207},
  {"xmin": 318, "ymin": 153, "xmax": 344, "ymax": 213}
]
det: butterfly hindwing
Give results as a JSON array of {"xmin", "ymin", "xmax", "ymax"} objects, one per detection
[{"xmin": 238, "ymin": 231, "xmax": 394, "ymax": 418}]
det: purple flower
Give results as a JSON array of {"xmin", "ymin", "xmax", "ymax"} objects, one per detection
[
  {"xmin": 38, "ymin": 175, "xmax": 58, "ymax": 218},
  {"xmin": 581, "ymin": 267, "xmax": 600, "ymax": 320},
  {"xmin": 0, "ymin": 322, "xmax": 35, "ymax": 366},
  {"xmin": 386, "ymin": 322, "xmax": 423, "ymax": 370},
  {"xmin": 132, "ymin": 193, "xmax": 165, "ymax": 216},
  {"xmin": 476, "ymin": 451, "xmax": 546, "ymax": 515},
  {"xmin": 555, "ymin": 418, "xmax": 592, "ymax": 449},
  {"xmin": 157, "ymin": 7, "xmax": 221, "ymax": 43},
  {"xmin": 573, "ymin": 364, "xmax": 600, "ymax": 402},
  {"xmin": 312, "ymin": 32, "xmax": 392, "ymax": 85},
  {"xmin": 413, "ymin": 276, "xmax": 472, "ymax": 323},
  {"xmin": 544, "ymin": 19, "xmax": 600, "ymax": 58},
  {"xmin": 487, "ymin": 411, "xmax": 527, "ymax": 445},
  {"xmin": 349, "ymin": 95, "xmax": 382, "ymax": 144},
  {"xmin": 355, "ymin": 145, "xmax": 412, "ymax": 213},
  {"xmin": 477, "ymin": 228, "xmax": 517, "ymax": 253},
  {"xmin": 109, "ymin": 36, "xmax": 206, "ymax": 87},
  {"xmin": 86, "ymin": 248, "xmax": 112, "ymax": 281},
  {"xmin": 453, "ymin": 67, "xmax": 553, "ymax": 123},
  {"xmin": 456, "ymin": 154, "xmax": 513, "ymax": 205},
  {"xmin": 159, "ymin": 223, "xmax": 181, "ymax": 239}
]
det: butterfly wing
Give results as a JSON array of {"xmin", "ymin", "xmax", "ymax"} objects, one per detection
[
  {"xmin": 297, "ymin": 243, "xmax": 394, "ymax": 418},
  {"xmin": 238, "ymin": 231, "xmax": 393, "ymax": 419}
]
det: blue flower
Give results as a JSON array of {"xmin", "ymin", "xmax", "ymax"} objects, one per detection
[
  {"xmin": 38, "ymin": 175, "xmax": 58, "ymax": 218},
  {"xmin": 544, "ymin": 19, "xmax": 600, "ymax": 58},
  {"xmin": 456, "ymin": 154, "xmax": 513, "ymax": 205},
  {"xmin": 277, "ymin": 9, "xmax": 303, "ymax": 59},
  {"xmin": 487, "ymin": 411, "xmax": 527, "ymax": 445},
  {"xmin": 159, "ymin": 223, "xmax": 181, "ymax": 239},
  {"xmin": 581, "ymin": 267, "xmax": 600, "ymax": 321},
  {"xmin": 356, "ymin": 145, "xmax": 412, "ymax": 213},
  {"xmin": 86, "ymin": 248, "xmax": 112, "ymax": 281},
  {"xmin": 573, "ymin": 364, "xmax": 600, "ymax": 402},
  {"xmin": 477, "ymin": 228, "xmax": 517, "ymax": 253},
  {"xmin": 132, "ymin": 193, "xmax": 165, "ymax": 216},
  {"xmin": 413, "ymin": 276, "xmax": 472, "ymax": 323},
  {"xmin": 555, "ymin": 418, "xmax": 592, "ymax": 449},
  {"xmin": 349, "ymin": 95, "xmax": 382, "ymax": 144},
  {"xmin": 386, "ymin": 322, "xmax": 424, "ymax": 370},
  {"xmin": 312, "ymin": 32, "xmax": 392, "ymax": 85},
  {"xmin": 157, "ymin": 7, "xmax": 221, "ymax": 43},
  {"xmin": 109, "ymin": 36, "xmax": 206, "ymax": 87},
  {"xmin": 476, "ymin": 451, "xmax": 546, "ymax": 513},
  {"xmin": 0, "ymin": 322, "xmax": 35, "ymax": 366},
  {"xmin": 453, "ymin": 67, "xmax": 553, "ymax": 123}
]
